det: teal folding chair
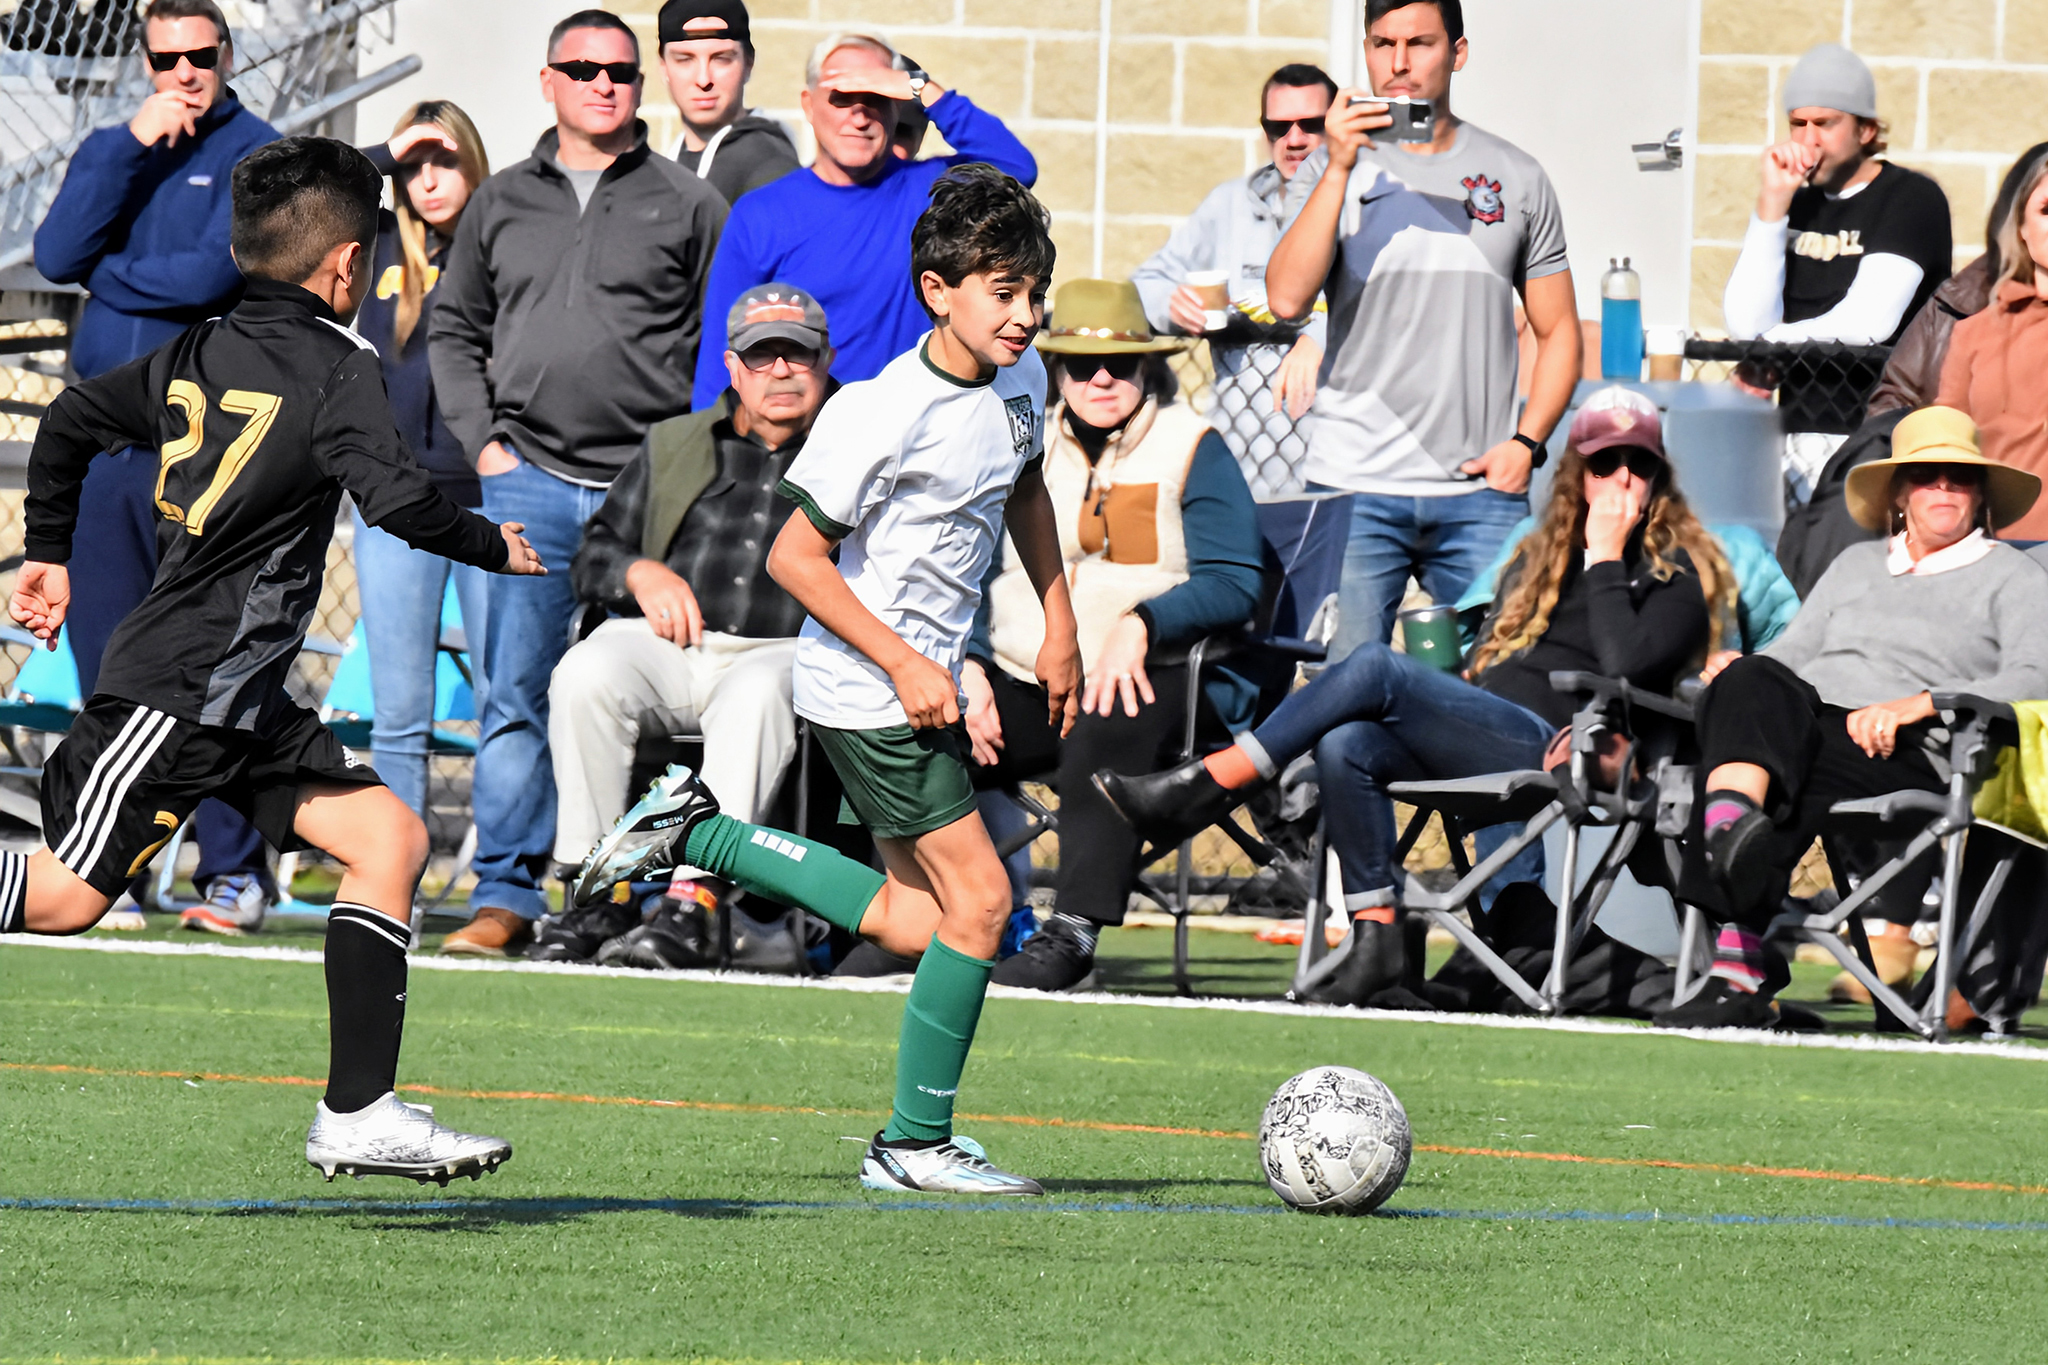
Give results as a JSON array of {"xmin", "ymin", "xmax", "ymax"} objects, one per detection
[{"xmin": 0, "ymin": 627, "xmax": 85, "ymax": 831}]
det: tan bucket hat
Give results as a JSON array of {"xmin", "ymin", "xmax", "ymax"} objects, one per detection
[
  {"xmin": 1844, "ymin": 405, "xmax": 2041, "ymax": 531},
  {"xmin": 1037, "ymin": 278, "xmax": 1187, "ymax": 355}
]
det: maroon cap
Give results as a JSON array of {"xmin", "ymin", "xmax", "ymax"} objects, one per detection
[{"xmin": 1568, "ymin": 386, "xmax": 1665, "ymax": 458}]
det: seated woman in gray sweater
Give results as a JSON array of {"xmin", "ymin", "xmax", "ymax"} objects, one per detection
[{"xmin": 1682, "ymin": 406, "xmax": 2048, "ymax": 1029}]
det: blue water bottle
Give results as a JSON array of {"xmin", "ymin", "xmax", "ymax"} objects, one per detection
[{"xmin": 1600, "ymin": 257, "xmax": 1644, "ymax": 381}]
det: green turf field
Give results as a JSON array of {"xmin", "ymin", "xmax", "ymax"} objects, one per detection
[{"xmin": 6, "ymin": 937, "xmax": 2048, "ymax": 1364}]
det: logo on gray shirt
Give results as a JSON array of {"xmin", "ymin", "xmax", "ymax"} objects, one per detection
[{"xmin": 1462, "ymin": 175, "xmax": 1505, "ymax": 225}]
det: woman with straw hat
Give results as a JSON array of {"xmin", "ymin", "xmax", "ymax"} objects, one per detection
[
  {"xmin": 1676, "ymin": 405, "xmax": 2048, "ymax": 1029},
  {"xmin": 961, "ymin": 279, "xmax": 1266, "ymax": 992}
]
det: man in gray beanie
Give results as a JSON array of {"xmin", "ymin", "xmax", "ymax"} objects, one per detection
[{"xmin": 1722, "ymin": 42, "xmax": 1950, "ymax": 503}]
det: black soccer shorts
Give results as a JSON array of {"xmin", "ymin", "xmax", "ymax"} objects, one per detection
[{"xmin": 41, "ymin": 697, "xmax": 382, "ymax": 894}]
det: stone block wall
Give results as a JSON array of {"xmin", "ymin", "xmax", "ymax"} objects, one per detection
[
  {"xmin": 608, "ymin": 0, "xmax": 1326, "ymax": 278},
  {"xmin": 1692, "ymin": 0, "xmax": 2045, "ymax": 334}
]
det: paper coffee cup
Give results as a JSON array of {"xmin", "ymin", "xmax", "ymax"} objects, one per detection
[
  {"xmin": 1187, "ymin": 270, "xmax": 1230, "ymax": 331},
  {"xmin": 1646, "ymin": 326, "xmax": 1686, "ymax": 381}
]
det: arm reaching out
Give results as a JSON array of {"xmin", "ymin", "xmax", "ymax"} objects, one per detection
[
  {"xmin": 1002, "ymin": 461, "xmax": 1082, "ymax": 737},
  {"xmin": 767, "ymin": 510, "xmax": 962, "ymax": 728}
]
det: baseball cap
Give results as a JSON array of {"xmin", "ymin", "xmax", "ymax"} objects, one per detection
[
  {"xmin": 1568, "ymin": 385, "xmax": 1665, "ymax": 459},
  {"xmin": 658, "ymin": 0, "xmax": 751, "ymax": 48},
  {"xmin": 727, "ymin": 283, "xmax": 828, "ymax": 352}
]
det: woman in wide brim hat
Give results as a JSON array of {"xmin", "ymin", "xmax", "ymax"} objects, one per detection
[
  {"xmin": 966, "ymin": 278, "xmax": 1255, "ymax": 993},
  {"xmin": 1686, "ymin": 403, "xmax": 2048, "ymax": 1028},
  {"xmin": 1844, "ymin": 403, "xmax": 2041, "ymax": 534}
]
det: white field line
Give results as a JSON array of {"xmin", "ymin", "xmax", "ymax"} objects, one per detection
[{"xmin": 5, "ymin": 933, "xmax": 2045, "ymax": 1063}]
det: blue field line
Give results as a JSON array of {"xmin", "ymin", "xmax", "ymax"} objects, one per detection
[{"xmin": 4, "ymin": 1194, "xmax": 2048, "ymax": 1232}]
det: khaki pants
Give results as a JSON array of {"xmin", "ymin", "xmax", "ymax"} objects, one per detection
[{"xmin": 548, "ymin": 619, "xmax": 798, "ymax": 865}]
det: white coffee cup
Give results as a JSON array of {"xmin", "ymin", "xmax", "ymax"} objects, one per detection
[{"xmin": 1186, "ymin": 270, "xmax": 1230, "ymax": 332}]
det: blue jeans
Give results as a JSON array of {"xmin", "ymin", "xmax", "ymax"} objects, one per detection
[
  {"xmin": 1329, "ymin": 487, "xmax": 1528, "ymax": 661},
  {"xmin": 472, "ymin": 459, "xmax": 607, "ymax": 917},
  {"xmin": 350, "ymin": 510, "xmax": 492, "ymax": 820},
  {"xmin": 1246, "ymin": 643, "xmax": 1553, "ymax": 907}
]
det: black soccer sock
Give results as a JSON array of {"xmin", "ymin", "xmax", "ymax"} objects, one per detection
[
  {"xmin": 0, "ymin": 852, "xmax": 26, "ymax": 932},
  {"xmin": 323, "ymin": 902, "xmax": 411, "ymax": 1114}
]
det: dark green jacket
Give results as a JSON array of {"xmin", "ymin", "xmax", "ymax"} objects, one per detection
[{"xmin": 569, "ymin": 393, "xmax": 732, "ymax": 610}]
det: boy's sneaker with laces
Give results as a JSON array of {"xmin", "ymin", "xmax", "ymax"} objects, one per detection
[
  {"xmin": 180, "ymin": 872, "xmax": 270, "ymax": 936},
  {"xmin": 527, "ymin": 896, "xmax": 641, "ymax": 963},
  {"xmin": 572, "ymin": 765, "xmax": 721, "ymax": 909},
  {"xmin": 989, "ymin": 912, "xmax": 1096, "ymax": 991},
  {"xmin": 305, "ymin": 1091, "xmax": 512, "ymax": 1185},
  {"xmin": 859, "ymin": 1131, "xmax": 1044, "ymax": 1196}
]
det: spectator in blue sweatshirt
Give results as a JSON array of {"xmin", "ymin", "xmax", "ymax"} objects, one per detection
[
  {"xmin": 689, "ymin": 31, "xmax": 1036, "ymax": 408},
  {"xmin": 30, "ymin": 0, "xmax": 277, "ymax": 934}
]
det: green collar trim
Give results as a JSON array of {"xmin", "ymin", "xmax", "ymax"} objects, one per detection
[{"xmin": 920, "ymin": 338, "xmax": 994, "ymax": 389}]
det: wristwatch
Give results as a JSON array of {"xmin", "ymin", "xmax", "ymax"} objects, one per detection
[
  {"xmin": 906, "ymin": 69, "xmax": 931, "ymax": 104},
  {"xmin": 1511, "ymin": 432, "xmax": 1548, "ymax": 469}
]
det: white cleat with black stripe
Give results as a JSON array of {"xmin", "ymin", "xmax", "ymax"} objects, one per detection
[
  {"xmin": 305, "ymin": 1092, "xmax": 512, "ymax": 1186},
  {"xmin": 859, "ymin": 1131, "xmax": 1044, "ymax": 1196},
  {"xmin": 571, "ymin": 763, "xmax": 721, "ymax": 909}
]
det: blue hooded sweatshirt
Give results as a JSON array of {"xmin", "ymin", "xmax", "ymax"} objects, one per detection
[{"xmin": 34, "ymin": 89, "xmax": 277, "ymax": 378}]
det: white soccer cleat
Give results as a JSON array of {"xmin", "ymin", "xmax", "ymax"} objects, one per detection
[
  {"xmin": 305, "ymin": 1092, "xmax": 512, "ymax": 1186},
  {"xmin": 571, "ymin": 764, "xmax": 721, "ymax": 909},
  {"xmin": 859, "ymin": 1131, "xmax": 1044, "ymax": 1196}
]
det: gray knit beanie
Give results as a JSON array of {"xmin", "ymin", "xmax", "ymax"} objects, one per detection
[{"xmin": 1782, "ymin": 43, "xmax": 1877, "ymax": 119}]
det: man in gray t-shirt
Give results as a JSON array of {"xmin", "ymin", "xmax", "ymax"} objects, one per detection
[{"xmin": 1269, "ymin": 0, "xmax": 1583, "ymax": 659}]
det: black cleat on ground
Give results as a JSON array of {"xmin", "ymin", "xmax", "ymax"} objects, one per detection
[
  {"xmin": 615, "ymin": 896, "xmax": 718, "ymax": 970},
  {"xmin": 1704, "ymin": 807, "xmax": 1777, "ymax": 919},
  {"xmin": 1652, "ymin": 978, "xmax": 1779, "ymax": 1030},
  {"xmin": 1092, "ymin": 758, "xmax": 1242, "ymax": 847},
  {"xmin": 1290, "ymin": 918, "xmax": 1406, "ymax": 1007},
  {"xmin": 527, "ymin": 898, "xmax": 640, "ymax": 963},
  {"xmin": 990, "ymin": 915, "xmax": 1096, "ymax": 991}
]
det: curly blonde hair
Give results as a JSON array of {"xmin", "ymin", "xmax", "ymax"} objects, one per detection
[{"xmin": 1469, "ymin": 446, "xmax": 1736, "ymax": 677}]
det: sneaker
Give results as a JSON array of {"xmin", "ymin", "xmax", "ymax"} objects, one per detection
[
  {"xmin": 98, "ymin": 890, "xmax": 147, "ymax": 931},
  {"xmin": 527, "ymin": 896, "xmax": 640, "ymax": 963},
  {"xmin": 1092, "ymin": 758, "xmax": 1242, "ymax": 846},
  {"xmin": 440, "ymin": 906, "xmax": 534, "ymax": 958},
  {"xmin": 305, "ymin": 1091, "xmax": 512, "ymax": 1185},
  {"xmin": 1290, "ymin": 917, "xmax": 1405, "ymax": 1007},
  {"xmin": 615, "ymin": 894, "xmax": 720, "ymax": 970},
  {"xmin": 729, "ymin": 910, "xmax": 803, "ymax": 974},
  {"xmin": 1652, "ymin": 978, "xmax": 1778, "ymax": 1030},
  {"xmin": 180, "ymin": 873, "xmax": 270, "ymax": 936},
  {"xmin": 571, "ymin": 765, "xmax": 721, "ymax": 909},
  {"xmin": 859, "ymin": 1130, "xmax": 1044, "ymax": 1196},
  {"xmin": 990, "ymin": 912, "xmax": 1095, "ymax": 991}
]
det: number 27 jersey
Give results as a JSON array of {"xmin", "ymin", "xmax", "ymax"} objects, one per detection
[{"xmin": 26, "ymin": 277, "xmax": 507, "ymax": 730}]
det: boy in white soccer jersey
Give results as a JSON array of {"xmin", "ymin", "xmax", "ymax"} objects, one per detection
[{"xmin": 578, "ymin": 165, "xmax": 1081, "ymax": 1195}]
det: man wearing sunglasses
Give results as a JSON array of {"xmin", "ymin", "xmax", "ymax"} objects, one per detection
[
  {"xmin": 655, "ymin": 0, "xmax": 799, "ymax": 205},
  {"xmin": 429, "ymin": 7, "xmax": 728, "ymax": 956},
  {"xmin": 1132, "ymin": 63, "xmax": 1340, "ymax": 640},
  {"xmin": 534, "ymin": 284, "xmax": 836, "ymax": 968},
  {"xmin": 31, "ymin": 0, "xmax": 280, "ymax": 932}
]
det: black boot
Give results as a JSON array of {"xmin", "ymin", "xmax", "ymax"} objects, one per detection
[
  {"xmin": 1703, "ymin": 795, "xmax": 1777, "ymax": 917},
  {"xmin": 611, "ymin": 894, "xmax": 719, "ymax": 970},
  {"xmin": 1092, "ymin": 759, "xmax": 1245, "ymax": 846},
  {"xmin": 527, "ymin": 897, "xmax": 640, "ymax": 963},
  {"xmin": 1291, "ymin": 918, "xmax": 1406, "ymax": 1007}
]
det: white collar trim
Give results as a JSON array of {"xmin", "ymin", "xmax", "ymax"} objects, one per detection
[{"xmin": 1887, "ymin": 528, "xmax": 1993, "ymax": 576}]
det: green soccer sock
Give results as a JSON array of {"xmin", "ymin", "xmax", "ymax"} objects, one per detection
[
  {"xmin": 681, "ymin": 814, "xmax": 886, "ymax": 935},
  {"xmin": 882, "ymin": 935, "xmax": 995, "ymax": 1143}
]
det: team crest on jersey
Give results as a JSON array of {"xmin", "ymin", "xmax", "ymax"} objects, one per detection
[
  {"xmin": 1002, "ymin": 394, "xmax": 1039, "ymax": 456},
  {"xmin": 1463, "ymin": 175, "xmax": 1505, "ymax": 224}
]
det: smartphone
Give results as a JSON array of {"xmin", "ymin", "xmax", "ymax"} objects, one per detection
[{"xmin": 1351, "ymin": 94, "xmax": 1435, "ymax": 143}]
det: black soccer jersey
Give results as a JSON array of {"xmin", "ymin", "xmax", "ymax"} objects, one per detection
[{"xmin": 27, "ymin": 277, "xmax": 508, "ymax": 730}]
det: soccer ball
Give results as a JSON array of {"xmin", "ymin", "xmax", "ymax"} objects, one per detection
[{"xmin": 1258, "ymin": 1065, "xmax": 1411, "ymax": 1214}]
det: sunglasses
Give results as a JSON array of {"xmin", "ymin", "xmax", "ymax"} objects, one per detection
[
  {"xmin": 146, "ymin": 45, "xmax": 219, "ymax": 71},
  {"xmin": 549, "ymin": 60, "xmax": 642, "ymax": 83},
  {"xmin": 1900, "ymin": 463, "xmax": 1985, "ymax": 487},
  {"xmin": 1260, "ymin": 115, "xmax": 1326, "ymax": 140},
  {"xmin": 1061, "ymin": 354, "xmax": 1144, "ymax": 384},
  {"xmin": 736, "ymin": 342, "xmax": 819, "ymax": 372},
  {"xmin": 1582, "ymin": 446, "xmax": 1666, "ymax": 481}
]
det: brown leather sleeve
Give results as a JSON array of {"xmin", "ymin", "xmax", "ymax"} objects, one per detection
[{"xmin": 1867, "ymin": 256, "xmax": 1992, "ymax": 418}]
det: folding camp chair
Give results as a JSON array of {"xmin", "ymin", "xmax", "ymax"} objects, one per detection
[
  {"xmin": 1292, "ymin": 670, "xmax": 1697, "ymax": 1015},
  {"xmin": 0, "ymin": 625, "xmax": 84, "ymax": 832},
  {"xmin": 1767, "ymin": 692, "xmax": 2038, "ymax": 1041}
]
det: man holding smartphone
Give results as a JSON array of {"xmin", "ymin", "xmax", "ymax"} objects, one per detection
[{"xmin": 1266, "ymin": 0, "xmax": 1582, "ymax": 660}]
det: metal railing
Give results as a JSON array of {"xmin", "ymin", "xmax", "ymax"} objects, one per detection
[{"xmin": 1683, "ymin": 337, "xmax": 1895, "ymax": 435}]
